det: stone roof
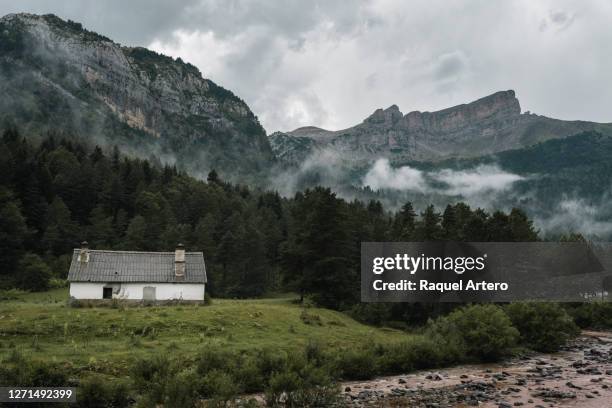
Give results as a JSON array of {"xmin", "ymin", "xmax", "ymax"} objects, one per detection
[{"xmin": 67, "ymin": 250, "xmax": 207, "ymax": 283}]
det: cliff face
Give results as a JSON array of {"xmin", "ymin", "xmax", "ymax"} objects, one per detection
[
  {"xmin": 270, "ymin": 90, "xmax": 612, "ymax": 166},
  {"xmin": 0, "ymin": 13, "xmax": 274, "ymax": 179}
]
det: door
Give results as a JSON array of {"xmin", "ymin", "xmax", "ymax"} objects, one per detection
[
  {"xmin": 143, "ymin": 286, "xmax": 156, "ymax": 301},
  {"xmin": 103, "ymin": 287, "xmax": 113, "ymax": 299}
]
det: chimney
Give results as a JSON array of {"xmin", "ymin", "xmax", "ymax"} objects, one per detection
[
  {"xmin": 175, "ymin": 243, "xmax": 185, "ymax": 280},
  {"xmin": 78, "ymin": 241, "xmax": 90, "ymax": 263}
]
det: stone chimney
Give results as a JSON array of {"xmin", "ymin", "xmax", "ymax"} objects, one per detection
[
  {"xmin": 78, "ymin": 241, "xmax": 90, "ymax": 263},
  {"xmin": 175, "ymin": 243, "xmax": 185, "ymax": 280}
]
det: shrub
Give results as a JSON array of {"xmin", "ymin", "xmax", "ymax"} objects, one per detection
[
  {"xmin": 334, "ymin": 347, "xmax": 378, "ymax": 380},
  {"xmin": 131, "ymin": 356, "xmax": 200, "ymax": 408},
  {"xmin": 162, "ymin": 369, "xmax": 201, "ymax": 408},
  {"xmin": 427, "ymin": 304, "xmax": 519, "ymax": 361},
  {"xmin": 264, "ymin": 365, "xmax": 341, "ymax": 408},
  {"xmin": 254, "ymin": 348, "xmax": 288, "ymax": 379},
  {"xmin": 200, "ymin": 369, "xmax": 239, "ymax": 403},
  {"xmin": 304, "ymin": 340, "xmax": 326, "ymax": 367},
  {"xmin": 567, "ymin": 302, "xmax": 612, "ymax": 329},
  {"xmin": 76, "ymin": 377, "xmax": 131, "ymax": 408},
  {"xmin": 196, "ymin": 345, "xmax": 240, "ymax": 375},
  {"xmin": 233, "ymin": 354, "xmax": 265, "ymax": 393},
  {"xmin": 506, "ymin": 302, "xmax": 579, "ymax": 352},
  {"xmin": 15, "ymin": 253, "xmax": 52, "ymax": 292},
  {"xmin": 378, "ymin": 336, "xmax": 442, "ymax": 374}
]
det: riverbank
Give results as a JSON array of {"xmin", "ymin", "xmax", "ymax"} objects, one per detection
[{"xmin": 342, "ymin": 331, "xmax": 612, "ymax": 407}]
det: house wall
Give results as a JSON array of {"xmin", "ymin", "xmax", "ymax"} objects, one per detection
[{"xmin": 69, "ymin": 282, "xmax": 205, "ymax": 301}]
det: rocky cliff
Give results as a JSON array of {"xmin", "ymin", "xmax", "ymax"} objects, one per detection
[
  {"xmin": 0, "ymin": 13, "xmax": 274, "ymax": 180},
  {"xmin": 270, "ymin": 90, "xmax": 612, "ymax": 166}
]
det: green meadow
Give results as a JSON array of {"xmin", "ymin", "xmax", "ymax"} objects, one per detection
[{"xmin": 0, "ymin": 289, "xmax": 411, "ymax": 377}]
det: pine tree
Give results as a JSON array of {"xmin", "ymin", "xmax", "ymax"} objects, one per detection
[
  {"xmin": 392, "ymin": 202, "xmax": 416, "ymax": 240},
  {"xmin": 442, "ymin": 204, "xmax": 458, "ymax": 240},
  {"xmin": 415, "ymin": 205, "xmax": 442, "ymax": 241}
]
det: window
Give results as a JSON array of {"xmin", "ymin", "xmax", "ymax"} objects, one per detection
[{"xmin": 103, "ymin": 287, "xmax": 113, "ymax": 299}]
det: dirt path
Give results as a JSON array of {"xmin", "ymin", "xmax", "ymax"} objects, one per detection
[{"xmin": 342, "ymin": 331, "xmax": 612, "ymax": 407}]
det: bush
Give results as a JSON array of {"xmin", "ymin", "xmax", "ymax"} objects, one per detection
[
  {"xmin": 15, "ymin": 253, "xmax": 52, "ymax": 292},
  {"xmin": 200, "ymin": 369, "xmax": 239, "ymax": 403},
  {"xmin": 378, "ymin": 336, "xmax": 442, "ymax": 374},
  {"xmin": 334, "ymin": 347, "xmax": 378, "ymax": 380},
  {"xmin": 77, "ymin": 377, "xmax": 131, "ymax": 408},
  {"xmin": 264, "ymin": 365, "xmax": 340, "ymax": 408},
  {"xmin": 506, "ymin": 302, "xmax": 579, "ymax": 352},
  {"xmin": 196, "ymin": 345, "xmax": 240, "ymax": 375},
  {"xmin": 233, "ymin": 354, "xmax": 265, "ymax": 393},
  {"xmin": 131, "ymin": 355, "xmax": 200, "ymax": 408},
  {"xmin": 567, "ymin": 302, "xmax": 612, "ymax": 329},
  {"xmin": 427, "ymin": 304, "xmax": 519, "ymax": 362}
]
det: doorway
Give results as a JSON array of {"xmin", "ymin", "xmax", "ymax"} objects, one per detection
[
  {"xmin": 103, "ymin": 287, "xmax": 113, "ymax": 299},
  {"xmin": 143, "ymin": 286, "xmax": 156, "ymax": 301}
]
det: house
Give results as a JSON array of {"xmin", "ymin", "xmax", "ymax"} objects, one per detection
[{"xmin": 67, "ymin": 242, "xmax": 207, "ymax": 302}]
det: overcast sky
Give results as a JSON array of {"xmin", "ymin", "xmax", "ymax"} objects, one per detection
[{"xmin": 2, "ymin": 0, "xmax": 612, "ymax": 133}]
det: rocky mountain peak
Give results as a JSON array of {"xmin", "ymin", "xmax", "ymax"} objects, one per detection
[
  {"xmin": 365, "ymin": 104, "xmax": 404, "ymax": 126},
  {"xmin": 269, "ymin": 89, "xmax": 608, "ymax": 166}
]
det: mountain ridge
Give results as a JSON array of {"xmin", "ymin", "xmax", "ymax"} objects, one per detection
[
  {"xmin": 270, "ymin": 90, "xmax": 612, "ymax": 166},
  {"xmin": 0, "ymin": 13, "xmax": 274, "ymax": 180}
]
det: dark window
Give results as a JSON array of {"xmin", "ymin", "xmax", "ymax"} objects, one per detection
[{"xmin": 103, "ymin": 287, "xmax": 113, "ymax": 299}]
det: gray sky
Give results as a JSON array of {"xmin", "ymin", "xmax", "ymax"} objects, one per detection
[{"xmin": 2, "ymin": 0, "xmax": 612, "ymax": 133}]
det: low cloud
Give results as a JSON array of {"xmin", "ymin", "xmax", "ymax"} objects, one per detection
[
  {"xmin": 362, "ymin": 158, "xmax": 427, "ymax": 192},
  {"xmin": 537, "ymin": 198, "xmax": 612, "ymax": 238},
  {"xmin": 434, "ymin": 165, "xmax": 524, "ymax": 196},
  {"xmin": 361, "ymin": 159, "xmax": 524, "ymax": 197}
]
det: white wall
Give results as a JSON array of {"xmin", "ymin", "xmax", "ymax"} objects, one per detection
[{"xmin": 70, "ymin": 282, "xmax": 205, "ymax": 301}]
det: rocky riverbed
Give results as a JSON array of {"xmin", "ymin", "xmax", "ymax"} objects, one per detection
[{"xmin": 342, "ymin": 331, "xmax": 612, "ymax": 407}]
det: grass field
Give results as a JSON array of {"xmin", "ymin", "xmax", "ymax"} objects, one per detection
[{"xmin": 0, "ymin": 289, "xmax": 412, "ymax": 378}]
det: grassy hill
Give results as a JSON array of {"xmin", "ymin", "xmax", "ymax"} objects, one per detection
[{"xmin": 0, "ymin": 289, "xmax": 411, "ymax": 377}]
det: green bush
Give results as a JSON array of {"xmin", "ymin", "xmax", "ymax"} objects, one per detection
[
  {"xmin": 15, "ymin": 253, "xmax": 52, "ymax": 292},
  {"xmin": 506, "ymin": 302, "xmax": 579, "ymax": 352},
  {"xmin": 131, "ymin": 355, "xmax": 200, "ymax": 408},
  {"xmin": 567, "ymin": 302, "xmax": 612, "ymax": 329},
  {"xmin": 378, "ymin": 336, "xmax": 442, "ymax": 374},
  {"xmin": 199, "ymin": 369, "xmax": 239, "ymax": 403},
  {"xmin": 233, "ymin": 354, "xmax": 265, "ymax": 393},
  {"xmin": 254, "ymin": 348, "xmax": 288, "ymax": 378},
  {"xmin": 162, "ymin": 369, "xmax": 201, "ymax": 408},
  {"xmin": 76, "ymin": 377, "xmax": 131, "ymax": 408},
  {"xmin": 196, "ymin": 345, "xmax": 239, "ymax": 375},
  {"xmin": 264, "ymin": 365, "xmax": 340, "ymax": 408},
  {"xmin": 334, "ymin": 347, "xmax": 378, "ymax": 380},
  {"xmin": 427, "ymin": 304, "xmax": 519, "ymax": 361}
]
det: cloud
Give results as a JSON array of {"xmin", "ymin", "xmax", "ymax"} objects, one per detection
[
  {"xmin": 361, "ymin": 159, "xmax": 524, "ymax": 197},
  {"xmin": 537, "ymin": 198, "xmax": 612, "ymax": 238},
  {"xmin": 362, "ymin": 158, "xmax": 427, "ymax": 192},
  {"xmin": 433, "ymin": 165, "xmax": 524, "ymax": 196}
]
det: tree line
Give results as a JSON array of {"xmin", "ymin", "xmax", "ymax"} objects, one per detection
[{"xmin": 0, "ymin": 127, "xmax": 539, "ymax": 307}]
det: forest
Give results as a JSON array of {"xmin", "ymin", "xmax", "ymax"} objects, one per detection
[{"xmin": 1, "ymin": 126, "xmax": 541, "ymax": 311}]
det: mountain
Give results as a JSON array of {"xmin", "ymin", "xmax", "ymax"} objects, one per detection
[
  {"xmin": 0, "ymin": 13, "xmax": 273, "ymax": 180},
  {"xmin": 269, "ymin": 90, "xmax": 612, "ymax": 166}
]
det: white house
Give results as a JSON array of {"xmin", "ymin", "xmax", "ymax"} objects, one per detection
[{"xmin": 67, "ymin": 243, "xmax": 207, "ymax": 302}]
